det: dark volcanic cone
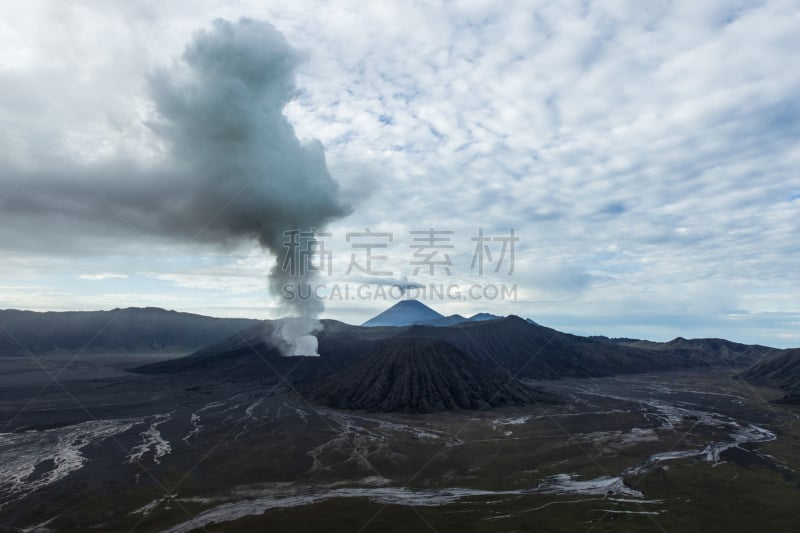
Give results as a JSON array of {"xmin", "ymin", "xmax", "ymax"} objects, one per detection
[{"xmin": 305, "ymin": 337, "xmax": 557, "ymax": 413}]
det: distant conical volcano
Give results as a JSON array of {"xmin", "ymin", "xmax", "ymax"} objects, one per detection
[{"xmin": 361, "ymin": 299, "xmax": 444, "ymax": 327}]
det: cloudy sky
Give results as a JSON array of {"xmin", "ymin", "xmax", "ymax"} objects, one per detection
[{"xmin": 1, "ymin": 0, "xmax": 799, "ymax": 346}]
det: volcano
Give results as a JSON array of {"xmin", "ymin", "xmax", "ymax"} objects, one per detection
[
  {"xmin": 361, "ymin": 299, "xmax": 444, "ymax": 327},
  {"xmin": 305, "ymin": 337, "xmax": 555, "ymax": 413}
]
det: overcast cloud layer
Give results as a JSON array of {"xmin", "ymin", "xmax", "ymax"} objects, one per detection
[{"xmin": 1, "ymin": 1, "xmax": 799, "ymax": 346}]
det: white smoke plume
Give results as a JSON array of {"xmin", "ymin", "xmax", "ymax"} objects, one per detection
[{"xmin": 271, "ymin": 317, "xmax": 323, "ymax": 357}]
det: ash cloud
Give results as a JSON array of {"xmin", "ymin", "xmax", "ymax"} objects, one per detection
[
  {"xmin": 148, "ymin": 18, "xmax": 350, "ymax": 352},
  {"xmin": 0, "ymin": 18, "xmax": 350, "ymax": 355}
]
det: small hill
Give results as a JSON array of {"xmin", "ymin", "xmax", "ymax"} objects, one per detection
[
  {"xmin": 425, "ymin": 314, "xmax": 469, "ymax": 327},
  {"xmin": 424, "ymin": 312, "xmax": 505, "ymax": 327},
  {"xmin": 305, "ymin": 337, "xmax": 556, "ymax": 413},
  {"xmin": 469, "ymin": 312, "xmax": 502, "ymax": 322},
  {"xmin": 739, "ymin": 348, "xmax": 800, "ymax": 403},
  {"xmin": 362, "ymin": 300, "xmax": 444, "ymax": 327}
]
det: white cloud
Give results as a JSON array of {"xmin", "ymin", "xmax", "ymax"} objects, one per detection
[{"xmin": 77, "ymin": 273, "xmax": 129, "ymax": 281}]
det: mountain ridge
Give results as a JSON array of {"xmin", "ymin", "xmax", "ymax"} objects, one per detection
[
  {"xmin": 739, "ymin": 348, "xmax": 800, "ymax": 404},
  {"xmin": 0, "ymin": 307, "xmax": 260, "ymax": 356},
  {"xmin": 134, "ymin": 314, "xmax": 782, "ymax": 384}
]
